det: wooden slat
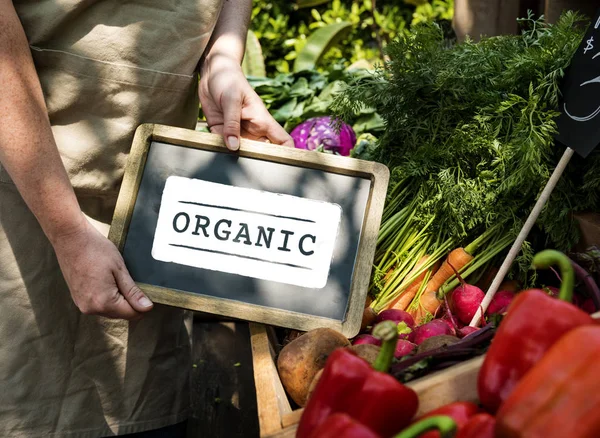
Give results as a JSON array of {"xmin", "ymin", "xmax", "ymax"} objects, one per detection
[
  {"xmin": 266, "ymin": 425, "xmax": 298, "ymax": 438},
  {"xmin": 545, "ymin": 0, "xmax": 597, "ymax": 23},
  {"xmin": 407, "ymin": 356, "xmax": 483, "ymax": 416},
  {"xmin": 268, "ymin": 337, "xmax": 294, "ymax": 419},
  {"xmin": 453, "ymin": 0, "xmax": 520, "ymax": 41},
  {"xmin": 250, "ymin": 323, "xmax": 284, "ymax": 436},
  {"xmin": 107, "ymin": 123, "xmax": 153, "ymax": 251},
  {"xmin": 281, "ymin": 410, "xmax": 303, "ymax": 429}
]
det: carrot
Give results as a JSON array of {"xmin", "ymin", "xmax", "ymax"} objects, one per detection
[
  {"xmin": 411, "ymin": 247, "xmax": 474, "ymax": 324},
  {"xmin": 388, "ymin": 256, "xmax": 440, "ymax": 311}
]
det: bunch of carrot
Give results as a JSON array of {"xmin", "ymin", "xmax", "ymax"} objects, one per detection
[{"xmin": 370, "ymin": 180, "xmax": 514, "ymax": 325}]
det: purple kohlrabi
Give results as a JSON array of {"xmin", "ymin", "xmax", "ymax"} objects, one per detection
[{"xmin": 290, "ymin": 116, "xmax": 356, "ymax": 156}]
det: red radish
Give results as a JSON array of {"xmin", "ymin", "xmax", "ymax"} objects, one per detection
[
  {"xmin": 395, "ymin": 340, "xmax": 416, "ymax": 359},
  {"xmin": 450, "ymin": 283, "xmax": 485, "ymax": 325},
  {"xmin": 352, "ymin": 334, "xmax": 381, "ymax": 346},
  {"xmin": 446, "ymin": 260, "xmax": 485, "ymax": 325},
  {"xmin": 440, "ymin": 298, "xmax": 461, "ymax": 334},
  {"xmin": 376, "ymin": 309, "xmax": 416, "ymax": 329},
  {"xmin": 458, "ymin": 326, "xmax": 479, "ymax": 338},
  {"xmin": 374, "ymin": 309, "xmax": 416, "ymax": 342},
  {"xmin": 413, "ymin": 320, "xmax": 453, "ymax": 345},
  {"xmin": 485, "ymin": 290, "xmax": 515, "ymax": 316},
  {"xmin": 440, "ymin": 317, "xmax": 456, "ymax": 333}
]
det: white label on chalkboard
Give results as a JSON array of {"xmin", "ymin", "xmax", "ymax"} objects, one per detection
[{"xmin": 151, "ymin": 176, "xmax": 342, "ymax": 288}]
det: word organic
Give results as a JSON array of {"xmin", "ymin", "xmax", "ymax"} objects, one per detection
[
  {"xmin": 151, "ymin": 176, "xmax": 342, "ymax": 288},
  {"xmin": 170, "ymin": 211, "xmax": 317, "ymax": 256}
]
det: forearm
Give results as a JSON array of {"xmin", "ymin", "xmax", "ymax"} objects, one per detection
[
  {"xmin": 0, "ymin": 2, "xmax": 84, "ymax": 244},
  {"xmin": 203, "ymin": 0, "xmax": 252, "ymax": 65}
]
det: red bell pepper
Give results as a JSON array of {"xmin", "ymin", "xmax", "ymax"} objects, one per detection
[
  {"xmin": 308, "ymin": 413, "xmax": 380, "ymax": 438},
  {"xmin": 394, "ymin": 416, "xmax": 457, "ymax": 438},
  {"xmin": 297, "ymin": 321, "xmax": 419, "ymax": 438},
  {"xmin": 478, "ymin": 250, "xmax": 594, "ymax": 413},
  {"xmin": 495, "ymin": 325, "xmax": 600, "ymax": 438},
  {"xmin": 415, "ymin": 401, "xmax": 481, "ymax": 438},
  {"xmin": 456, "ymin": 413, "xmax": 495, "ymax": 438},
  {"xmin": 309, "ymin": 414, "xmax": 459, "ymax": 438}
]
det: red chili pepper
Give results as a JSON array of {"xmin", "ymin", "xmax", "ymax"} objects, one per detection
[
  {"xmin": 478, "ymin": 250, "xmax": 594, "ymax": 413},
  {"xmin": 495, "ymin": 325, "xmax": 600, "ymax": 438},
  {"xmin": 415, "ymin": 402, "xmax": 481, "ymax": 438},
  {"xmin": 297, "ymin": 321, "xmax": 419, "ymax": 438},
  {"xmin": 307, "ymin": 413, "xmax": 380, "ymax": 438},
  {"xmin": 456, "ymin": 413, "xmax": 495, "ymax": 438}
]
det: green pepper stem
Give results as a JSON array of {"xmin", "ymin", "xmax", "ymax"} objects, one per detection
[
  {"xmin": 392, "ymin": 415, "xmax": 457, "ymax": 438},
  {"xmin": 372, "ymin": 320, "xmax": 398, "ymax": 373},
  {"xmin": 532, "ymin": 249, "xmax": 575, "ymax": 303}
]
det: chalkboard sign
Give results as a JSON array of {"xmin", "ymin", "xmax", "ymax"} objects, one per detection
[
  {"xmin": 108, "ymin": 124, "xmax": 389, "ymax": 336},
  {"xmin": 556, "ymin": 8, "xmax": 600, "ymax": 157}
]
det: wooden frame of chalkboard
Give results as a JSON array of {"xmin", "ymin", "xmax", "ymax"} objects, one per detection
[{"xmin": 108, "ymin": 124, "xmax": 389, "ymax": 337}]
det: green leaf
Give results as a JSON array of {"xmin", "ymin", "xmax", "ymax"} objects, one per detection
[
  {"xmin": 318, "ymin": 80, "xmax": 346, "ymax": 101},
  {"xmin": 272, "ymin": 98, "xmax": 298, "ymax": 122},
  {"xmin": 241, "ymin": 30, "xmax": 266, "ymax": 78},
  {"xmin": 352, "ymin": 113, "xmax": 385, "ymax": 134},
  {"xmin": 295, "ymin": 0, "xmax": 330, "ymax": 9},
  {"xmin": 289, "ymin": 77, "xmax": 315, "ymax": 98},
  {"xmin": 293, "ymin": 21, "xmax": 352, "ymax": 72}
]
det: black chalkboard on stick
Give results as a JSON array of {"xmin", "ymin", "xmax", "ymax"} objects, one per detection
[
  {"xmin": 556, "ymin": 8, "xmax": 600, "ymax": 157},
  {"xmin": 108, "ymin": 124, "xmax": 389, "ymax": 337}
]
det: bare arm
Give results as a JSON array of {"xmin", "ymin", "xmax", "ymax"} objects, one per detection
[
  {"xmin": 199, "ymin": 0, "xmax": 293, "ymax": 150},
  {"xmin": 0, "ymin": 1, "xmax": 83, "ymax": 242},
  {"xmin": 0, "ymin": 0, "xmax": 152, "ymax": 319},
  {"xmin": 203, "ymin": 0, "xmax": 251, "ymax": 65}
]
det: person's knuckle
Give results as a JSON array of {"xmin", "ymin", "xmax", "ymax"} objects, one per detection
[
  {"xmin": 224, "ymin": 120, "xmax": 241, "ymax": 133},
  {"xmin": 223, "ymin": 89, "xmax": 242, "ymax": 104},
  {"xmin": 124, "ymin": 285, "xmax": 143, "ymax": 300}
]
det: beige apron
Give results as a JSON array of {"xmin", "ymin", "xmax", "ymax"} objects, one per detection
[{"xmin": 0, "ymin": 1, "xmax": 223, "ymax": 436}]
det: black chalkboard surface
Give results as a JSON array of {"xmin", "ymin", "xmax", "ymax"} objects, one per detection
[
  {"xmin": 556, "ymin": 8, "xmax": 600, "ymax": 157},
  {"xmin": 109, "ymin": 125, "xmax": 389, "ymax": 336}
]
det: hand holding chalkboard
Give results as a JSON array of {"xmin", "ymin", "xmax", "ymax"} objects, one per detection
[{"xmin": 108, "ymin": 124, "xmax": 389, "ymax": 337}]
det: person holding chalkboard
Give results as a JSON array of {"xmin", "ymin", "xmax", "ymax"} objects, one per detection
[{"xmin": 0, "ymin": 1, "xmax": 292, "ymax": 437}]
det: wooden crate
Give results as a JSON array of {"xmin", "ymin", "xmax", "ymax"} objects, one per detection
[{"xmin": 249, "ymin": 323, "xmax": 483, "ymax": 438}]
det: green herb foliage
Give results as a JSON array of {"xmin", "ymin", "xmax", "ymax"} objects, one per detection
[
  {"xmin": 334, "ymin": 12, "xmax": 600, "ymax": 257},
  {"xmin": 250, "ymin": 0, "xmax": 453, "ymax": 74}
]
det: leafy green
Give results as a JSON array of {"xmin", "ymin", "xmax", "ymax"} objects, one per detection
[
  {"xmin": 330, "ymin": 12, "xmax": 600, "ymax": 310},
  {"xmin": 249, "ymin": 0, "xmax": 453, "ymax": 74},
  {"xmin": 334, "ymin": 12, "xmax": 600, "ymax": 259},
  {"xmin": 241, "ymin": 30, "xmax": 266, "ymax": 77},
  {"xmin": 248, "ymin": 65, "xmax": 385, "ymax": 134},
  {"xmin": 293, "ymin": 21, "xmax": 353, "ymax": 72}
]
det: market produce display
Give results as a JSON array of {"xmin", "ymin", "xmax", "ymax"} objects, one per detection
[
  {"xmin": 288, "ymin": 250, "xmax": 600, "ymax": 437},
  {"xmin": 330, "ymin": 12, "xmax": 600, "ymax": 322},
  {"xmin": 266, "ymin": 248, "xmax": 600, "ymax": 436},
  {"xmin": 254, "ymin": 11, "xmax": 600, "ymax": 438}
]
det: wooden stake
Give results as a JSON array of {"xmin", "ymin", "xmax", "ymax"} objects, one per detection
[{"xmin": 469, "ymin": 147, "xmax": 575, "ymax": 327}]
